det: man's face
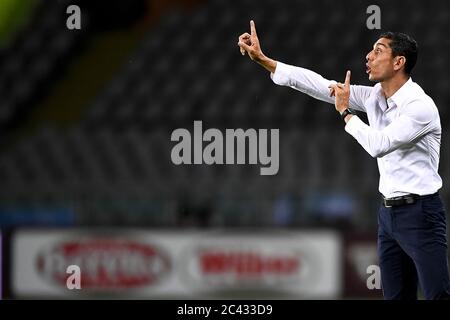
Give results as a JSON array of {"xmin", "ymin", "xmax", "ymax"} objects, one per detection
[{"xmin": 365, "ymin": 38, "xmax": 397, "ymax": 82}]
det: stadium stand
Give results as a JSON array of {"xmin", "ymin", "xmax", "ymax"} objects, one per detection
[{"xmin": 0, "ymin": 0, "xmax": 449, "ymax": 231}]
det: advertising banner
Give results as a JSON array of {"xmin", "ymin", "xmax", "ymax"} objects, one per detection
[{"xmin": 12, "ymin": 229, "xmax": 342, "ymax": 299}]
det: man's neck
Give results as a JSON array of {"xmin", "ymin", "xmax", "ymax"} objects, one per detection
[{"xmin": 380, "ymin": 74, "xmax": 410, "ymax": 99}]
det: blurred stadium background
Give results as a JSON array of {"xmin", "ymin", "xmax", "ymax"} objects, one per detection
[{"xmin": 0, "ymin": 0, "xmax": 449, "ymax": 299}]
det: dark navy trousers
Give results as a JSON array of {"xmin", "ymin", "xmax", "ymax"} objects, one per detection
[{"xmin": 378, "ymin": 193, "xmax": 450, "ymax": 299}]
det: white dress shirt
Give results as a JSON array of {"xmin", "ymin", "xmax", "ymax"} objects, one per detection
[{"xmin": 271, "ymin": 61, "xmax": 442, "ymax": 198}]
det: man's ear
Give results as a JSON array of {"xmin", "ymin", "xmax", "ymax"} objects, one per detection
[{"xmin": 393, "ymin": 56, "xmax": 406, "ymax": 72}]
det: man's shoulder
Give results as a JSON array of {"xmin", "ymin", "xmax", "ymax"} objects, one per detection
[
  {"xmin": 401, "ymin": 80, "xmax": 436, "ymax": 108},
  {"xmin": 401, "ymin": 93, "xmax": 439, "ymax": 124}
]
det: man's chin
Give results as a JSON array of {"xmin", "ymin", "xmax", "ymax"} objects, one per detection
[{"xmin": 368, "ymin": 74, "xmax": 379, "ymax": 82}]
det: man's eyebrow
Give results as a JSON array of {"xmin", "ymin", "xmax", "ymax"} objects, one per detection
[{"xmin": 374, "ymin": 43, "xmax": 388, "ymax": 49}]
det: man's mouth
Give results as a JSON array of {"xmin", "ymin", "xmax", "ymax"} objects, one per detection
[{"xmin": 366, "ymin": 64, "xmax": 371, "ymax": 74}]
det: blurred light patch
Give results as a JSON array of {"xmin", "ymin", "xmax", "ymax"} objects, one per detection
[
  {"xmin": 304, "ymin": 191, "xmax": 357, "ymax": 219},
  {"xmin": 0, "ymin": 0, "xmax": 40, "ymax": 47},
  {"xmin": 0, "ymin": 205, "xmax": 75, "ymax": 227}
]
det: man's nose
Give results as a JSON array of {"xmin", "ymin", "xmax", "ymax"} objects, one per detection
[{"xmin": 366, "ymin": 51, "xmax": 373, "ymax": 61}]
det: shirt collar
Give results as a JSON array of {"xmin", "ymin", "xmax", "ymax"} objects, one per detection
[
  {"xmin": 389, "ymin": 77, "xmax": 414, "ymax": 107},
  {"xmin": 376, "ymin": 77, "xmax": 414, "ymax": 111}
]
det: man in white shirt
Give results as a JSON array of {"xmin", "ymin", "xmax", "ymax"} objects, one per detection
[{"xmin": 238, "ymin": 20, "xmax": 450, "ymax": 299}]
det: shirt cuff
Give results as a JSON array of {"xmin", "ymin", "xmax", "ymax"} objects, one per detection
[
  {"xmin": 344, "ymin": 115, "xmax": 364, "ymax": 136},
  {"xmin": 270, "ymin": 61, "xmax": 291, "ymax": 86}
]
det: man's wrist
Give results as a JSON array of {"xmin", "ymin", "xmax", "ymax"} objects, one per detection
[
  {"xmin": 339, "ymin": 108, "xmax": 354, "ymax": 123},
  {"xmin": 256, "ymin": 55, "xmax": 276, "ymax": 73}
]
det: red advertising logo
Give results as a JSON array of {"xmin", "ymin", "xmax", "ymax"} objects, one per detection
[
  {"xmin": 36, "ymin": 239, "xmax": 170, "ymax": 290},
  {"xmin": 183, "ymin": 246, "xmax": 317, "ymax": 289},
  {"xmin": 201, "ymin": 251, "xmax": 300, "ymax": 276}
]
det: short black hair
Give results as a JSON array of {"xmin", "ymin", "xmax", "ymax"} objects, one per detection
[{"xmin": 379, "ymin": 31, "xmax": 418, "ymax": 75}]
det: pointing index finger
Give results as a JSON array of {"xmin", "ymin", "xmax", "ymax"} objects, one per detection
[
  {"xmin": 344, "ymin": 70, "xmax": 351, "ymax": 88},
  {"xmin": 250, "ymin": 20, "xmax": 257, "ymax": 37}
]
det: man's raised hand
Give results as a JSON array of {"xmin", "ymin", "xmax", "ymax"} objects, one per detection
[
  {"xmin": 238, "ymin": 20, "xmax": 263, "ymax": 62},
  {"xmin": 237, "ymin": 20, "xmax": 277, "ymax": 73}
]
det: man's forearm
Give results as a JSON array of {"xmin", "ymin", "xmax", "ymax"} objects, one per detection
[{"xmin": 254, "ymin": 55, "xmax": 277, "ymax": 73}]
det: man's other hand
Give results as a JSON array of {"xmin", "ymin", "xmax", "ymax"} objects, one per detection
[{"xmin": 329, "ymin": 70, "xmax": 351, "ymax": 114}]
